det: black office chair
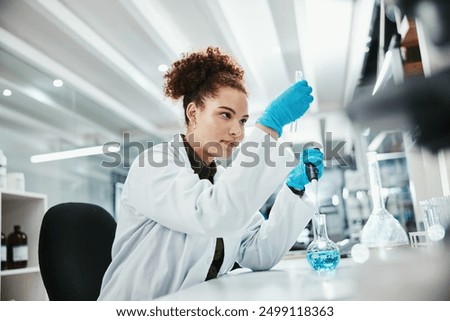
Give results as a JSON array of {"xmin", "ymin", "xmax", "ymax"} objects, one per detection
[{"xmin": 38, "ymin": 202, "xmax": 116, "ymax": 300}]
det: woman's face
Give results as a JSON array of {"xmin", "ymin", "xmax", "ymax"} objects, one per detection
[{"xmin": 186, "ymin": 86, "xmax": 249, "ymax": 164}]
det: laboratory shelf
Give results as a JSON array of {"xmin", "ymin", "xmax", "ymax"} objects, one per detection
[
  {"xmin": 1, "ymin": 266, "xmax": 40, "ymax": 277},
  {"xmin": 1, "ymin": 190, "xmax": 47, "ymax": 300}
]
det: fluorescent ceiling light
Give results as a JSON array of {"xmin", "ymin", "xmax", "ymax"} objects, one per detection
[
  {"xmin": 53, "ymin": 79, "xmax": 63, "ymax": 87},
  {"xmin": 30, "ymin": 144, "xmax": 120, "ymax": 163},
  {"xmin": 158, "ymin": 64, "xmax": 168, "ymax": 72}
]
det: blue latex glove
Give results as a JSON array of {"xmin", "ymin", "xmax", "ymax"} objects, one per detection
[
  {"xmin": 286, "ymin": 148, "xmax": 324, "ymax": 191},
  {"xmin": 257, "ymin": 80, "xmax": 313, "ymax": 136}
]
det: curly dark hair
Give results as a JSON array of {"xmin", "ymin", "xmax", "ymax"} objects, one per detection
[{"xmin": 163, "ymin": 46, "xmax": 247, "ymax": 125}]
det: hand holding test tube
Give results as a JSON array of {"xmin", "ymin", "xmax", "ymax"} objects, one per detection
[{"xmin": 256, "ymin": 70, "xmax": 312, "ymax": 137}]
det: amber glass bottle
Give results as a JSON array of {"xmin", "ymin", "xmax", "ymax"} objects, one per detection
[
  {"xmin": 7, "ymin": 225, "xmax": 28, "ymax": 269},
  {"xmin": 1, "ymin": 232, "xmax": 6, "ymax": 270}
]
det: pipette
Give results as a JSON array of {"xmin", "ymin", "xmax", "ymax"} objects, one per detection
[
  {"xmin": 289, "ymin": 70, "xmax": 303, "ymax": 133},
  {"xmin": 305, "ymin": 151, "xmax": 323, "ymax": 253},
  {"xmin": 305, "ymin": 148, "xmax": 320, "ymax": 213}
]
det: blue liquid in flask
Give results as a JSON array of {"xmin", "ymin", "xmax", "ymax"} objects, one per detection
[
  {"xmin": 306, "ymin": 214, "xmax": 340, "ymax": 271},
  {"xmin": 306, "ymin": 249, "xmax": 340, "ymax": 271}
]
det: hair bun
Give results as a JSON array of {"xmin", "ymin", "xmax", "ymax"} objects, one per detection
[{"xmin": 164, "ymin": 47, "xmax": 245, "ymax": 100}]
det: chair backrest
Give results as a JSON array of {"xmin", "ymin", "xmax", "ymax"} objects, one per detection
[{"xmin": 38, "ymin": 202, "xmax": 116, "ymax": 300}]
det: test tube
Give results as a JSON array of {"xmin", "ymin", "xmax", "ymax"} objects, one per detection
[{"xmin": 290, "ymin": 70, "xmax": 303, "ymax": 133}]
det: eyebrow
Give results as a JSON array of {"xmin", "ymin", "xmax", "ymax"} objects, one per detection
[{"xmin": 218, "ymin": 106, "xmax": 249, "ymax": 118}]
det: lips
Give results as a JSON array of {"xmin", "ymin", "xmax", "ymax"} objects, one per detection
[{"xmin": 221, "ymin": 140, "xmax": 239, "ymax": 148}]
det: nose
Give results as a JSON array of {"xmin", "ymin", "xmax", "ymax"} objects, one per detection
[{"xmin": 229, "ymin": 121, "xmax": 243, "ymax": 137}]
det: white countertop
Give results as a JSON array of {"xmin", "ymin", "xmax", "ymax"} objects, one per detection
[{"xmin": 157, "ymin": 246, "xmax": 450, "ymax": 301}]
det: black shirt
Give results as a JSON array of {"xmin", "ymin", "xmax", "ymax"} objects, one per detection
[{"xmin": 182, "ymin": 135, "xmax": 224, "ymax": 281}]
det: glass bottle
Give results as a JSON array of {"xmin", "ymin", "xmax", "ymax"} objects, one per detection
[
  {"xmin": 360, "ymin": 152, "xmax": 409, "ymax": 247},
  {"xmin": 306, "ymin": 214, "xmax": 340, "ymax": 271},
  {"xmin": 1, "ymin": 232, "xmax": 6, "ymax": 270},
  {"xmin": 7, "ymin": 225, "xmax": 28, "ymax": 269}
]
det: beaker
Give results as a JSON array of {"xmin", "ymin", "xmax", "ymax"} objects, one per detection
[
  {"xmin": 420, "ymin": 198, "xmax": 446, "ymax": 242},
  {"xmin": 360, "ymin": 152, "xmax": 409, "ymax": 248}
]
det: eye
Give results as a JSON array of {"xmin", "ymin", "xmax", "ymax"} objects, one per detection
[
  {"xmin": 240, "ymin": 118, "xmax": 248, "ymax": 125},
  {"xmin": 220, "ymin": 112, "xmax": 232, "ymax": 119}
]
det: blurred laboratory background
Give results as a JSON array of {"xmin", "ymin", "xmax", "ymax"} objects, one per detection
[{"xmin": 0, "ymin": 0, "xmax": 449, "ymax": 254}]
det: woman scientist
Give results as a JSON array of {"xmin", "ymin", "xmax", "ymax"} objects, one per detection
[{"xmin": 98, "ymin": 47, "xmax": 323, "ymax": 300}]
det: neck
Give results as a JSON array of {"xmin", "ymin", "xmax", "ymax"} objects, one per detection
[{"xmin": 184, "ymin": 132, "xmax": 214, "ymax": 165}]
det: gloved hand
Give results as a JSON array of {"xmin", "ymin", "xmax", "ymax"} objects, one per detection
[
  {"xmin": 286, "ymin": 148, "xmax": 324, "ymax": 191},
  {"xmin": 257, "ymin": 80, "xmax": 313, "ymax": 136}
]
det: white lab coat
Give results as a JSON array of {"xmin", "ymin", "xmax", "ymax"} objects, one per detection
[{"xmin": 98, "ymin": 127, "xmax": 314, "ymax": 300}]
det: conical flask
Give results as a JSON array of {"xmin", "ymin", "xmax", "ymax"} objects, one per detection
[
  {"xmin": 306, "ymin": 214, "xmax": 340, "ymax": 271},
  {"xmin": 360, "ymin": 152, "xmax": 409, "ymax": 247}
]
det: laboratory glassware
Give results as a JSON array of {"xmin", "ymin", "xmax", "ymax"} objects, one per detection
[
  {"xmin": 360, "ymin": 152, "xmax": 409, "ymax": 248},
  {"xmin": 419, "ymin": 197, "xmax": 448, "ymax": 242},
  {"xmin": 289, "ymin": 71, "xmax": 303, "ymax": 133},
  {"xmin": 304, "ymin": 148, "xmax": 340, "ymax": 271},
  {"xmin": 306, "ymin": 214, "xmax": 340, "ymax": 271},
  {"xmin": 7, "ymin": 225, "xmax": 28, "ymax": 269}
]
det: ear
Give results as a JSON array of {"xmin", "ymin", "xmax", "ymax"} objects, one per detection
[{"xmin": 186, "ymin": 102, "xmax": 197, "ymax": 125}]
